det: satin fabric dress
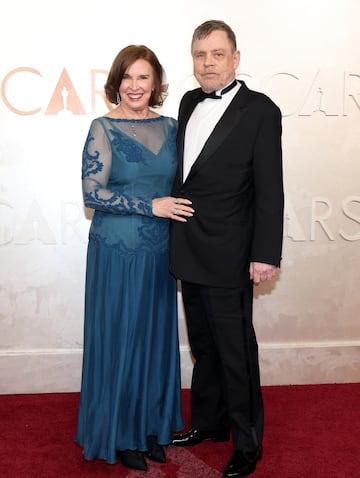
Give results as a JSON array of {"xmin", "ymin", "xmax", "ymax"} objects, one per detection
[{"xmin": 76, "ymin": 115, "xmax": 184, "ymax": 464}]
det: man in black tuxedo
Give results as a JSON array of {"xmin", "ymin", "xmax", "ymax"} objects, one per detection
[{"xmin": 170, "ymin": 20, "xmax": 284, "ymax": 478}]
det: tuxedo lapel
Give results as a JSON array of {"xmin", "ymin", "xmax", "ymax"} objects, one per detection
[
  {"xmin": 177, "ymin": 98, "xmax": 198, "ymax": 184},
  {"xmin": 184, "ymin": 82, "xmax": 250, "ymax": 184}
]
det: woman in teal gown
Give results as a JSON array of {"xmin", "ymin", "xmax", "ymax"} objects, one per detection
[{"xmin": 75, "ymin": 45, "xmax": 193, "ymax": 471}]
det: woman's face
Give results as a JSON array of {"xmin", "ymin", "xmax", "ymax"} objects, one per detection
[{"xmin": 119, "ymin": 59, "xmax": 155, "ymax": 111}]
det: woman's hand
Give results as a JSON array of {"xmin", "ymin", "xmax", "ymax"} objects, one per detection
[{"xmin": 152, "ymin": 197, "xmax": 194, "ymax": 222}]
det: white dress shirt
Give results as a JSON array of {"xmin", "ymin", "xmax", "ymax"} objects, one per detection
[{"xmin": 183, "ymin": 80, "xmax": 241, "ymax": 181}]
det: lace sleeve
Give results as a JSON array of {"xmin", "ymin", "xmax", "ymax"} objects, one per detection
[{"xmin": 81, "ymin": 119, "xmax": 153, "ymax": 216}]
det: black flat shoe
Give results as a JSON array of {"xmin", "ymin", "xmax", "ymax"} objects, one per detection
[
  {"xmin": 171, "ymin": 428, "xmax": 230, "ymax": 446},
  {"xmin": 223, "ymin": 447, "xmax": 262, "ymax": 477},
  {"xmin": 118, "ymin": 449, "xmax": 148, "ymax": 471},
  {"xmin": 146, "ymin": 435, "xmax": 166, "ymax": 463}
]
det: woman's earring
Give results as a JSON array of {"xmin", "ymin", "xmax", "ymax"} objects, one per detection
[{"xmin": 116, "ymin": 92, "xmax": 121, "ymax": 104}]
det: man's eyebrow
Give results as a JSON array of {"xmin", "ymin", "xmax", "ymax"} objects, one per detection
[{"xmin": 193, "ymin": 48, "xmax": 225, "ymax": 54}]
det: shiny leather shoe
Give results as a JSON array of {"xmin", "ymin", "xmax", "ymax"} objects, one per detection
[
  {"xmin": 118, "ymin": 450, "xmax": 148, "ymax": 471},
  {"xmin": 171, "ymin": 428, "xmax": 230, "ymax": 446},
  {"xmin": 223, "ymin": 447, "xmax": 262, "ymax": 477},
  {"xmin": 146, "ymin": 434, "xmax": 166, "ymax": 463}
]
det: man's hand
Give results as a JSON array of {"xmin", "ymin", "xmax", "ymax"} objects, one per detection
[{"xmin": 249, "ymin": 262, "xmax": 279, "ymax": 286}]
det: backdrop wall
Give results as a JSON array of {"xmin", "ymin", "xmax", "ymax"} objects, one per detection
[{"xmin": 1, "ymin": 0, "xmax": 359, "ymax": 393}]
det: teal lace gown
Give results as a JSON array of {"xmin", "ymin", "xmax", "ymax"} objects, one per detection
[{"xmin": 76, "ymin": 115, "xmax": 184, "ymax": 464}]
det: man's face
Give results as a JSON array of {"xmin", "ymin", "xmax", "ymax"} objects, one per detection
[{"xmin": 192, "ymin": 30, "xmax": 240, "ymax": 93}]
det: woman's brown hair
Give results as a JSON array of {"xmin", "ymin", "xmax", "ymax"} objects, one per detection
[{"xmin": 104, "ymin": 45, "xmax": 167, "ymax": 107}]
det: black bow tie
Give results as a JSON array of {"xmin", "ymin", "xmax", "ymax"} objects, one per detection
[{"xmin": 197, "ymin": 80, "xmax": 238, "ymax": 102}]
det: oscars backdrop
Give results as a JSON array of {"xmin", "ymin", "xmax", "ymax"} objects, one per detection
[{"xmin": 1, "ymin": 0, "xmax": 359, "ymax": 393}]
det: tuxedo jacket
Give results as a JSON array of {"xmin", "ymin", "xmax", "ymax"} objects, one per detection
[{"xmin": 170, "ymin": 81, "xmax": 284, "ymax": 288}]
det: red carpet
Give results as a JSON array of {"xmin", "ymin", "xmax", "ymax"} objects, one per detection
[{"xmin": 1, "ymin": 384, "xmax": 360, "ymax": 477}]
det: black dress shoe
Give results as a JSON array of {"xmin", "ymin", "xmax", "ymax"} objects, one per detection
[
  {"xmin": 171, "ymin": 428, "xmax": 230, "ymax": 446},
  {"xmin": 146, "ymin": 435, "xmax": 166, "ymax": 463},
  {"xmin": 223, "ymin": 447, "xmax": 262, "ymax": 477},
  {"xmin": 118, "ymin": 450, "xmax": 148, "ymax": 471}
]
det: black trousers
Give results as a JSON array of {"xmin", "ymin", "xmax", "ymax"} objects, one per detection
[{"xmin": 181, "ymin": 280, "xmax": 263, "ymax": 451}]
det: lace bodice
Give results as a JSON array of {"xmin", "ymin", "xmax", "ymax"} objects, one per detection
[
  {"xmin": 81, "ymin": 115, "xmax": 178, "ymax": 252},
  {"xmin": 82, "ymin": 116, "xmax": 177, "ymax": 216}
]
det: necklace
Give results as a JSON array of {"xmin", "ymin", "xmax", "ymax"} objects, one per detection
[
  {"xmin": 127, "ymin": 121, "xmax": 137, "ymax": 137},
  {"xmin": 117, "ymin": 105, "xmax": 150, "ymax": 137}
]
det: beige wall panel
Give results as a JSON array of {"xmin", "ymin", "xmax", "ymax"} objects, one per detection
[{"xmin": 1, "ymin": 0, "xmax": 359, "ymax": 393}]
